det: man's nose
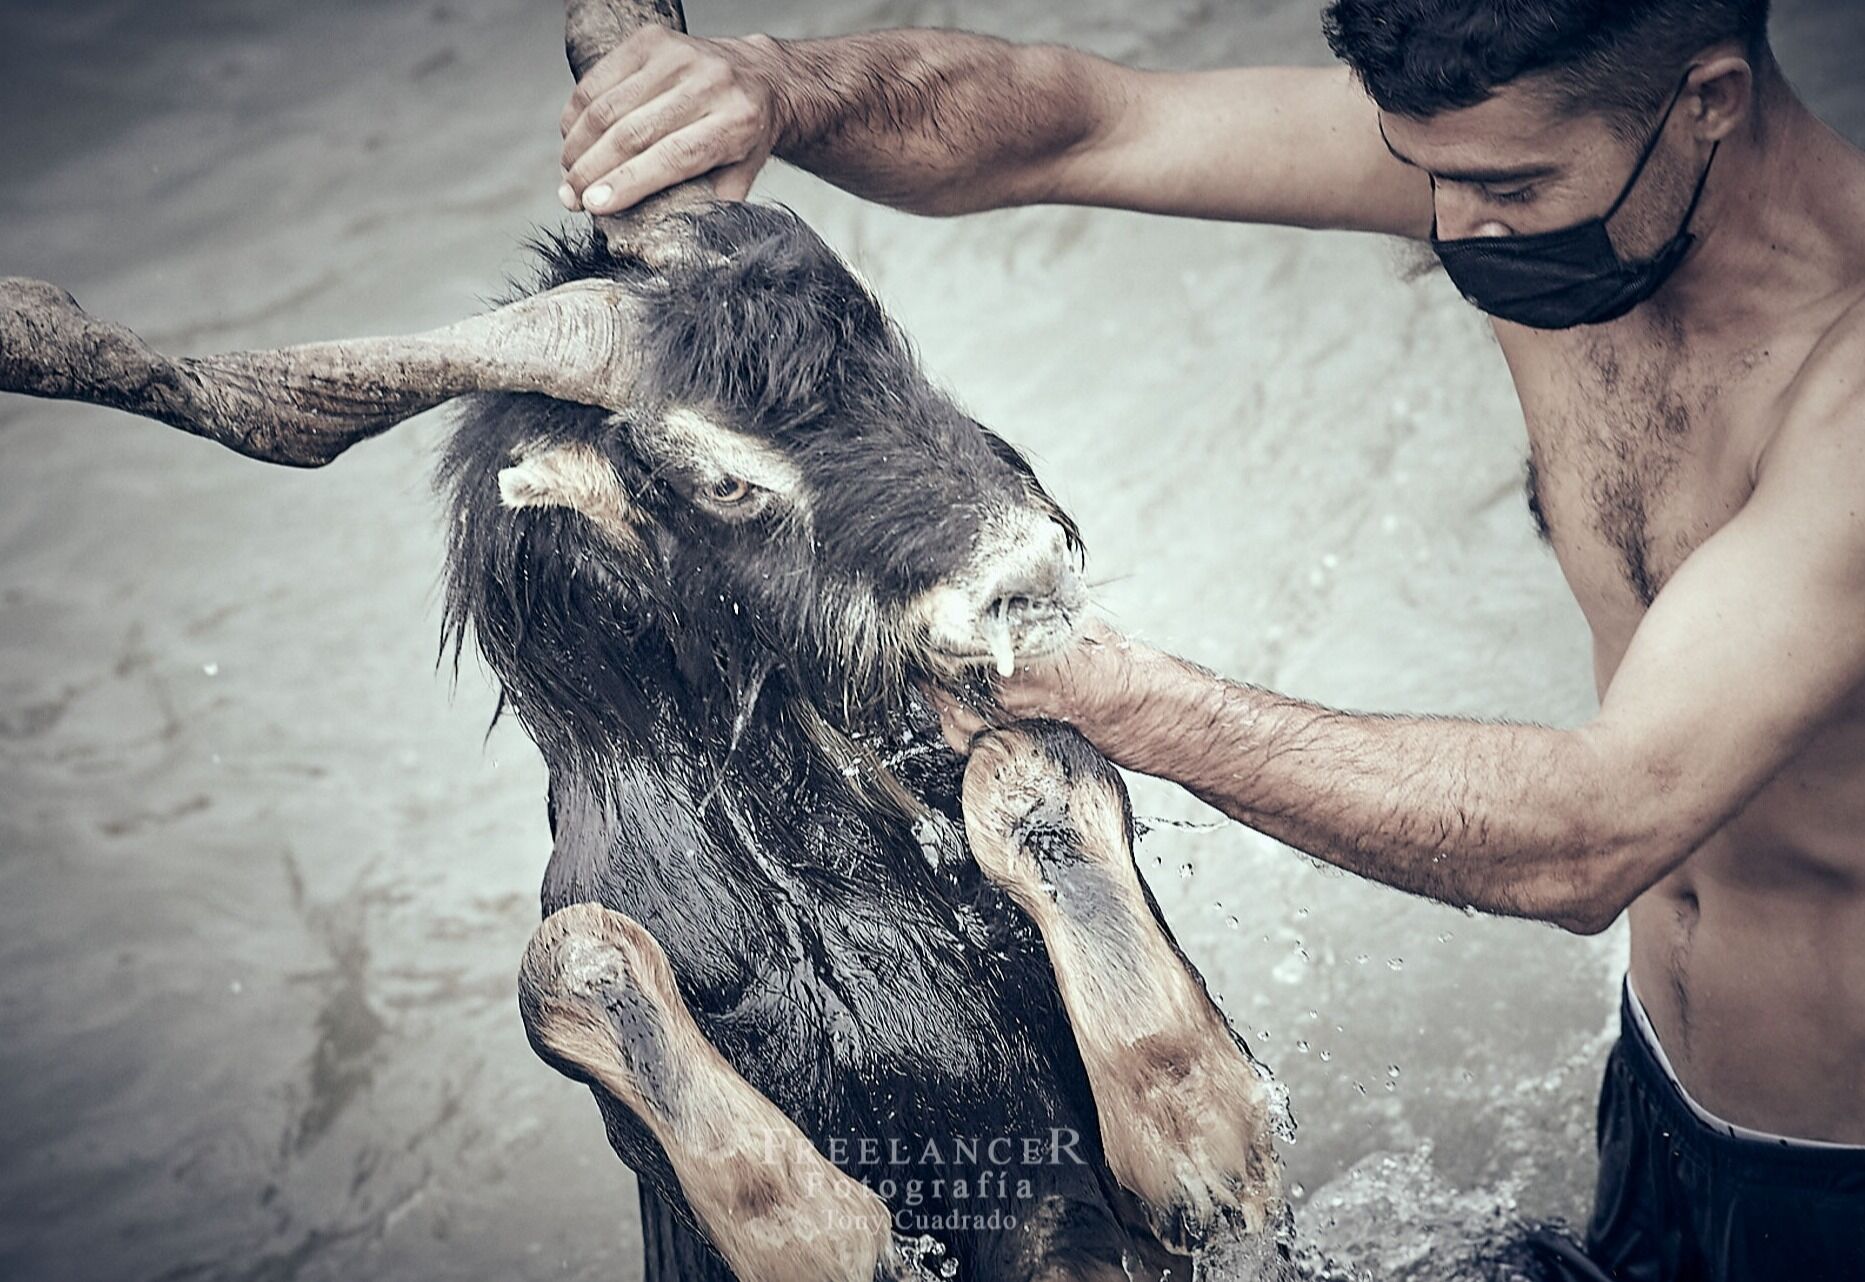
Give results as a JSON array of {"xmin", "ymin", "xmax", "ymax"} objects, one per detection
[{"xmin": 1434, "ymin": 191, "xmax": 1516, "ymax": 241}]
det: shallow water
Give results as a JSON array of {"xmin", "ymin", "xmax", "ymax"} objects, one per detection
[{"xmin": 2, "ymin": 2, "xmax": 1861, "ymax": 1279}]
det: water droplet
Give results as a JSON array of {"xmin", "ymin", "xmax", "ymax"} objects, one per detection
[
  {"xmin": 1318, "ymin": 1049, "xmax": 1332, "ymax": 1062},
  {"xmin": 1257, "ymin": 1028, "xmax": 1270, "ymax": 1041},
  {"xmin": 1354, "ymin": 1081, "xmax": 1367, "ymax": 1095},
  {"xmin": 1296, "ymin": 1039, "xmax": 1310, "ymax": 1054},
  {"xmin": 1291, "ymin": 1182, "xmax": 1307, "ymax": 1200},
  {"xmin": 1386, "ymin": 957, "xmax": 1404, "ymax": 971},
  {"xmin": 1436, "ymin": 931, "xmax": 1455, "ymax": 943},
  {"xmin": 1387, "ymin": 1064, "xmax": 1401, "ymax": 1079},
  {"xmin": 201, "ymin": 662, "xmax": 219, "ymax": 677},
  {"xmin": 1225, "ymin": 915, "xmax": 1239, "ymax": 930},
  {"xmin": 1354, "ymin": 952, "xmax": 1369, "ymax": 965},
  {"xmin": 1179, "ymin": 862, "xmax": 1194, "ymax": 880},
  {"xmin": 1294, "ymin": 906, "xmax": 1310, "ymax": 920}
]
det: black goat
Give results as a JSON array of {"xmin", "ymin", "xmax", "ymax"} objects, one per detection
[{"xmin": 433, "ymin": 209, "xmax": 1283, "ymax": 1280}]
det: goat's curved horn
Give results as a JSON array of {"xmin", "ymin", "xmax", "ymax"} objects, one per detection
[
  {"xmin": 0, "ymin": 276, "xmax": 641, "ymax": 467},
  {"xmin": 565, "ymin": 0, "xmax": 721, "ymax": 264}
]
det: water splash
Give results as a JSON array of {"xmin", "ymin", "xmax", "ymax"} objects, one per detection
[
  {"xmin": 1283, "ymin": 1147, "xmax": 1583, "ymax": 1282},
  {"xmin": 1174, "ymin": 1147, "xmax": 1586, "ymax": 1280}
]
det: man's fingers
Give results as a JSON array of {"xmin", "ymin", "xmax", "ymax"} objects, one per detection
[
  {"xmin": 559, "ymin": 30, "xmax": 775, "ymax": 215},
  {"xmin": 560, "ymin": 32, "xmax": 658, "ymax": 135},
  {"xmin": 560, "ymin": 59, "xmax": 683, "ymax": 170},
  {"xmin": 917, "ymin": 684, "xmax": 996, "ymax": 756},
  {"xmin": 580, "ymin": 103, "xmax": 773, "ymax": 215},
  {"xmin": 577, "ymin": 121, "xmax": 740, "ymax": 214},
  {"xmin": 564, "ymin": 86, "xmax": 707, "ymax": 195}
]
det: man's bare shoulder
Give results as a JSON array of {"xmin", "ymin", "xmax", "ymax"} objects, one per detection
[
  {"xmin": 1753, "ymin": 291, "xmax": 1865, "ymax": 518},
  {"xmin": 1795, "ymin": 289, "xmax": 1865, "ymax": 410}
]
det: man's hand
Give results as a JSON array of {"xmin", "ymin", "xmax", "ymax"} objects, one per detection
[
  {"xmin": 923, "ymin": 616, "xmax": 1154, "ymax": 754},
  {"xmin": 559, "ymin": 27, "xmax": 780, "ymax": 215}
]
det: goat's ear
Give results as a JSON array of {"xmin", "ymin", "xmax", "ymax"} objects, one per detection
[{"xmin": 498, "ymin": 442, "xmax": 641, "ymax": 551}]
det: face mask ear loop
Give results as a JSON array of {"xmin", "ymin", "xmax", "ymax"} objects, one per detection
[
  {"xmin": 1672, "ymin": 139, "xmax": 1721, "ymax": 234},
  {"xmin": 1603, "ymin": 73, "xmax": 1695, "ymax": 223}
]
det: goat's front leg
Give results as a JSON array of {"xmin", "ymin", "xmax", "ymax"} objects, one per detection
[
  {"xmin": 961, "ymin": 722, "xmax": 1285, "ymax": 1254},
  {"xmin": 520, "ymin": 903, "xmax": 914, "ymax": 1282}
]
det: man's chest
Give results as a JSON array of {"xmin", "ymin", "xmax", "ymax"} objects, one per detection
[{"xmin": 1504, "ymin": 325, "xmax": 1787, "ymax": 631}]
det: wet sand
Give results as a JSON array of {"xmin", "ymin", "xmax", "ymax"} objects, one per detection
[{"xmin": 2, "ymin": 1, "xmax": 1861, "ymax": 1278}]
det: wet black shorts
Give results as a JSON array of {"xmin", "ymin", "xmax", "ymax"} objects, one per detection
[{"xmin": 1540, "ymin": 987, "xmax": 1865, "ymax": 1281}]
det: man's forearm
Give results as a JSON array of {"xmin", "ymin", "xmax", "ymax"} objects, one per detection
[
  {"xmin": 743, "ymin": 32, "xmax": 1112, "ymax": 214},
  {"xmin": 1083, "ymin": 646, "xmax": 1654, "ymax": 932}
]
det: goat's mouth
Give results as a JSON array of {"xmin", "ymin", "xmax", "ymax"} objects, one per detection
[
  {"xmin": 925, "ymin": 601, "xmax": 1081, "ymax": 679},
  {"xmin": 913, "ymin": 574, "xmax": 1088, "ymax": 680}
]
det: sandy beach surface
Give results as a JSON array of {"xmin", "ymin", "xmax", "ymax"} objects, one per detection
[{"xmin": 2, "ymin": 1, "xmax": 1861, "ymax": 1278}]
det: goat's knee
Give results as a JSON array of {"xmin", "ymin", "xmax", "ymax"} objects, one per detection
[
  {"xmin": 962, "ymin": 722, "xmax": 1285, "ymax": 1253},
  {"xmin": 520, "ymin": 903, "xmax": 905, "ymax": 1282}
]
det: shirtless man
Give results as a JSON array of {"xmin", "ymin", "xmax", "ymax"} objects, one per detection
[{"xmin": 556, "ymin": 2, "xmax": 1865, "ymax": 1276}]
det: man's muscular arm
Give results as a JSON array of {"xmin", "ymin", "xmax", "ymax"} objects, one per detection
[
  {"xmin": 558, "ymin": 26, "xmax": 1428, "ymax": 233},
  {"xmin": 966, "ymin": 325, "xmax": 1865, "ymax": 935}
]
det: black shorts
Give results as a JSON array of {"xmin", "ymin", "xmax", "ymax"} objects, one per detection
[{"xmin": 1558, "ymin": 986, "xmax": 1865, "ymax": 1281}]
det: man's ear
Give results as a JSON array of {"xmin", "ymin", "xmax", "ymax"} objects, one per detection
[
  {"xmin": 1687, "ymin": 49, "xmax": 1758, "ymax": 143},
  {"xmin": 498, "ymin": 442, "xmax": 641, "ymax": 551}
]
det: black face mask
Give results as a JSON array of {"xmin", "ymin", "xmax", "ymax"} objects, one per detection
[{"xmin": 1426, "ymin": 80, "xmax": 1720, "ymax": 330}]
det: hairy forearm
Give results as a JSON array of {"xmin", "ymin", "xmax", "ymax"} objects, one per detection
[
  {"xmin": 1086, "ymin": 648, "xmax": 1655, "ymax": 932},
  {"xmin": 743, "ymin": 31, "xmax": 1110, "ymax": 214}
]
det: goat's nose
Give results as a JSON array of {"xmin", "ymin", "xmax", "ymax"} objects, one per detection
[{"xmin": 977, "ymin": 522, "xmax": 1072, "ymax": 621}]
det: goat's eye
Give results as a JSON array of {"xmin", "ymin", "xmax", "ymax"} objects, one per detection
[{"xmin": 707, "ymin": 476, "xmax": 753, "ymax": 504}]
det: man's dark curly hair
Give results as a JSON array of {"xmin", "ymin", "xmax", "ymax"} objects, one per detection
[{"xmin": 1322, "ymin": 0, "xmax": 1771, "ymax": 131}]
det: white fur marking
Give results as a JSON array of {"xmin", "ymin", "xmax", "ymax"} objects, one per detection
[{"xmin": 497, "ymin": 442, "xmax": 640, "ymax": 550}]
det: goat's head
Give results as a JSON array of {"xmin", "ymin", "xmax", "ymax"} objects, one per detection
[
  {"xmin": 0, "ymin": 0, "xmax": 1086, "ymax": 772},
  {"xmin": 437, "ymin": 206, "xmax": 1086, "ymax": 766}
]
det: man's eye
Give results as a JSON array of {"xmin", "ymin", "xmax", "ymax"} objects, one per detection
[{"xmin": 1484, "ymin": 185, "xmax": 1537, "ymax": 206}]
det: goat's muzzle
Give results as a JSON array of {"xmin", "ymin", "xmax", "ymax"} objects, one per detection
[{"xmin": 912, "ymin": 508, "xmax": 1087, "ymax": 678}]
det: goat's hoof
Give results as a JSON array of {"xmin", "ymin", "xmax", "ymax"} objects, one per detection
[
  {"xmin": 962, "ymin": 723, "xmax": 1284, "ymax": 1253},
  {"xmin": 520, "ymin": 903, "xmax": 903, "ymax": 1282}
]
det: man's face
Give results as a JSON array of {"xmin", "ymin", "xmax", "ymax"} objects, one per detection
[{"xmin": 1379, "ymin": 78, "xmax": 1704, "ymax": 258}]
